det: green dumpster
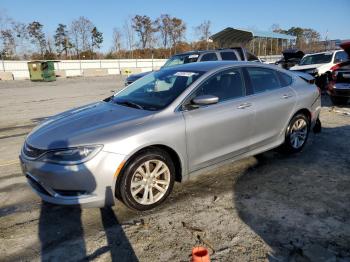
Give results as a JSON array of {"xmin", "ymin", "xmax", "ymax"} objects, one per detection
[{"xmin": 28, "ymin": 61, "xmax": 57, "ymax": 81}]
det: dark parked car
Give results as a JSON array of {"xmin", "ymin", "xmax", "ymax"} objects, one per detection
[
  {"xmin": 125, "ymin": 47, "xmax": 260, "ymax": 85},
  {"xmin": 326, "ymin": 41, "xmax": 350, "ymax": 105},
  {"xmin": 275, "ymin": 49, "xmax": 305, "ymax": 70}
]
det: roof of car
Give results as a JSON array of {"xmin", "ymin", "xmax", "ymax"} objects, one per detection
[
  {"xmin": 174, "ymin": 48, "xmax": 237, "ymax": 56},
  {"xmin": 160, "ymin": 60, "xmax": 262, "ymax": 72},
  {"xmin": 304, "ymin": 50, "xmax": 343, "ymax": 56}
]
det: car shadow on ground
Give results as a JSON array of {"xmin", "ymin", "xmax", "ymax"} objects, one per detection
[
  {"xmin": 322, "ymin": 93, "xmax": 350, "ymax": 107},
  {"xmin": 38, "ymin": 140, "xmax": 138, "ymax": 261},
  {"xmin": 233, "ymin": 125, "xmax": 350, "ymax": 261},
  {"xmin": 39, "ymin": 202, "xmax": 139, "ymax": 261}
]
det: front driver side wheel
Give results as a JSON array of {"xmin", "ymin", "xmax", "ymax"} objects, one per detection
[
  {"xmin": 282, "ymin": 113, "xmax": 310, "ymax": 154},
  {"xmin": 118, "ymin": 148, "xmax": 175, "ymax": 211}
]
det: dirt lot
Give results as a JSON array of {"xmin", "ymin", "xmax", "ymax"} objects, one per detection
[{"xmin": 0, "ymin": 76, "xmax": 349, "ymax": 262}]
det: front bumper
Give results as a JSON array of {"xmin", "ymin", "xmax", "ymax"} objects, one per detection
[{"xmin": 20, "ymin": 150, "xmax": 126, "ymax": 208}]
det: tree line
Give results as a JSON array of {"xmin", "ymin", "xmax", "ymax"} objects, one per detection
[
  {"xmin": 0, "ymin": 11, "xmax": 325, "ymax": 60},
  {"xmin": 0, "ymin": 11, "xmax": 214, "ymax": 60}
]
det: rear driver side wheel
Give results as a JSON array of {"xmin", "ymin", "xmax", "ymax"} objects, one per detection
[{"xmin": 282, "ymin": 113, "xmax": 310, "ymax": 154}]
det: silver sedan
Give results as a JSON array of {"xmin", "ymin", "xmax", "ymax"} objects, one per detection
[{"xmin": 20, "ymin": 61, "xmax": 321, "ymax": 211}]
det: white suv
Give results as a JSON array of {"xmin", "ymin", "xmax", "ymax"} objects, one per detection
[{"xmin": 290, "ymin": 50, "xmax": 349, "ymax": 88}]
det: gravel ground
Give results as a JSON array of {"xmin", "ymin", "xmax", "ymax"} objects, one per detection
[{"xmin": 0, "ymin": 76, "xmax": 349, "ymax": 262}]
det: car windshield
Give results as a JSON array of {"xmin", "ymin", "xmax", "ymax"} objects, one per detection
[
  {"xmin": 110, "ymin": 69, "xmax": 204, "ymax": 111},
  {"xmin": 162, "ymin": 54, "xmax": 199, "ymax": 68},
  {"xmin": 299, "ymin": 53, "xmax": 333, "ymax": 65}
]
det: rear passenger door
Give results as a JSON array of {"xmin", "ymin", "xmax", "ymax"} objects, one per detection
[{"xmin": 245, "ymin": 67, "xmax": 297, "ymax": 148}]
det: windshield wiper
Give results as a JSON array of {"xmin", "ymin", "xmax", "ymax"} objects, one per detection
[{"xmin": 115, "ymin": 100, "xmax": 144, "ymax": 110}]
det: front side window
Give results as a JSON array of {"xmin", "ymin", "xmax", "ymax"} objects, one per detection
[
  {"xmin": 192, "ymin": 68, "xmax": 245, "ymax": 102},
  {"xmin": 246, "ymin": 67, "xmax": 281, "ymax": 93},
  {"xmin": 200, "ymin": 53, "xmax": 218, "ymax": 62},
  {"xmin": 111, "ymin": 69, "xmax": 204, "ymax": 110},
  {"xmin": 299, "ymin": 53, "xmax": 333, "ymax": 65},
  {"xmin": 220, "ymin": 51, "xmax": 238, "ymax": 61},
  {"xmin": 162, "ymin": 54, "xmax": 199, "ymax": 68}
]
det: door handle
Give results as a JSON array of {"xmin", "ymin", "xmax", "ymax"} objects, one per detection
[
  {"xmin": 237, "ymin": 102, "xmax": 252, "ymax": 109},
  {"xmin": 282, "ymin": 94, "xmax": 293, "ymax": 99}
]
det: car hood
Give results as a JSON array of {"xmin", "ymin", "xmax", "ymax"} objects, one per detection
[
  {"xmin": 26, "ymin": 101, "xmax": 154, "ymax": 149},
  {"xmin": 289, "ymin": 64, "xmax": 324, "ymax": 71}
]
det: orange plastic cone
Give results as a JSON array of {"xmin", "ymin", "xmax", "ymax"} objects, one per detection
[{"xmin": 192, "ymin": 246, "xmax": 210, "ymax": 262}]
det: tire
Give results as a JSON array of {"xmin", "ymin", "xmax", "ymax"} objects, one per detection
[
  {"xmin": 281, "ymin": 113, "xmax": 310, "ymax": 154},
  {"xmin": 118, "ymin": 148, "xmax": 175, "ymax": 211},
  {"xmin": 313, "ymin": 118, "xmax": 322, "ymax": 134},
  {"xmin": 330, "ymin": 96, "xmax": 348, "ymax": 105}
]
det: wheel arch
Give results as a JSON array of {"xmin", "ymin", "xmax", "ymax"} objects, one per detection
[
  {"xmin": 282, "ymin": 108, "xmax": 312, "ymax": 138},
  {"xmin": 293, "ymin": 108, "xmax": 312, "ymax": 123},
  {"xmin": 118, "ymin": 144, "xmax": 183, "ymax": 184}
]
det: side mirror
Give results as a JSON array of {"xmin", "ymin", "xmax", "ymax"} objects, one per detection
[{"xmin": 192, "ymin": 95, "xmax": 219, "ymax": 106}]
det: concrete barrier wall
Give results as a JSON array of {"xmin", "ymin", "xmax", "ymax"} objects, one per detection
[
  {"xmin": 0, "ymin": 72, "xmax": 14, "ymax": 80},
  {"xmin": 261, "ymin": 55, "xmax": 281, "ymax": 63},
  {"xmin": 0, "ymin": 56, "xmax": 281, "ymax": 80},
  {"xmin": 0, "ymin": 59, "xmax": 167, "ymax": 80}
]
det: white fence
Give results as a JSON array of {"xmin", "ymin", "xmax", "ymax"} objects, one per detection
[
  {"xmin": 0, "ymin": 56, "xmax": 281, "ymax": 80},
  {"xmin": 260, "ymin": 55, "xmax": 281, "ymax": 63},
  {"xmin": 0, "ymin": 59, "xmax": 167, "ymax": 80}
]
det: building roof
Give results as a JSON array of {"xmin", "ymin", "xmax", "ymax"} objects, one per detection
[{"xmin": 210, "ymin": 27, "xmax": 296, "ymax": 44}]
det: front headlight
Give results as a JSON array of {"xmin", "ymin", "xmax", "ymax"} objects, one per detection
[{"xmin": 39, "ymin": 145, "xmax": 102, "ymax": 165}]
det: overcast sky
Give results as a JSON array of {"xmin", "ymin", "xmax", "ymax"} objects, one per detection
[{"xmin": 1, "ymin": 0, "xmax": 349, "ymax": 52}]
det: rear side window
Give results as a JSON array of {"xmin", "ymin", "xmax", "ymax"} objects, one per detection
[
  {"xmin": 246, "ymin": 67, "xmax": 281, "ymax": 93},
  {"xmin": 200, "ymin": 53, "xmax": 218, "ymax": 62},
  {"xmin": 220, "ymin": 51, "xmax": 238, "ymax": 61},
  {"xmin": 277, "ymin": 72, "xmax": 293, "ymax": 87},
  {"xmin": 334, "ymin": 51, "xmax": 349, "ymax": 63}
]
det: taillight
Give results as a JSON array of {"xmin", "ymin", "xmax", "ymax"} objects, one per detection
[
  {"xmin": 330, "ymin": 63, "xmax": 340, "ymax": 71},
  {"xmin": 332, "ymin": 71, "xmax": 338, "ymax": 81}
]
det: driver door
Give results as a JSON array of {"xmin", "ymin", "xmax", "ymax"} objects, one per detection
[{"xmin": 182, "ymin": 68, "xmax": 255, "ymax": 172}]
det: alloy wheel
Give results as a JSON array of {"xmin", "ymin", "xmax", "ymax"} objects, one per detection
[
  {"xmin": 289, "ymin": 118, "xmax": 308, "ymax": 149},
  {"xmin": 130, "ymin": 160, "xmax": 171, "ymax": 205}
]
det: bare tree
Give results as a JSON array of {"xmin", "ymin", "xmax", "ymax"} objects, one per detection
[
  {"xmin": 11, "ymin": 21, "xmax": 29, "ymax": 57},
  {"xmin": 44, "ymin": 35, "xmax": 57, "ymax": 59},
  {"xmin": 132, "ymin": 15, "xmax": 157, "ymax": 49},
  {"xmin": 112, "ymin": 27, "xmax": 123, "ymax": 53},
  {"xmin": 195, "ymin": 20, "xmax": 212, "ymax": 49},
  {"xmin": 70, "ymin": 16, "xmax": 94, "ymax": 55},
  {"xmin": 123, "ymin": 17, "xmax": 135, "ymax": 58},
  {"xmin": 0, "ymin": 29, "xmax": 15, "ymax": 57},
  {"xmin": 156, "ymin": 14, "xmax": 172, "ymax": 49},
  {"xmin": 0, "ymin": 12, "xmax": 16, "ymax": 57},
  {"xmin": 168, "ymin": 17, "xmax": 186, "ymax": 53}
]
